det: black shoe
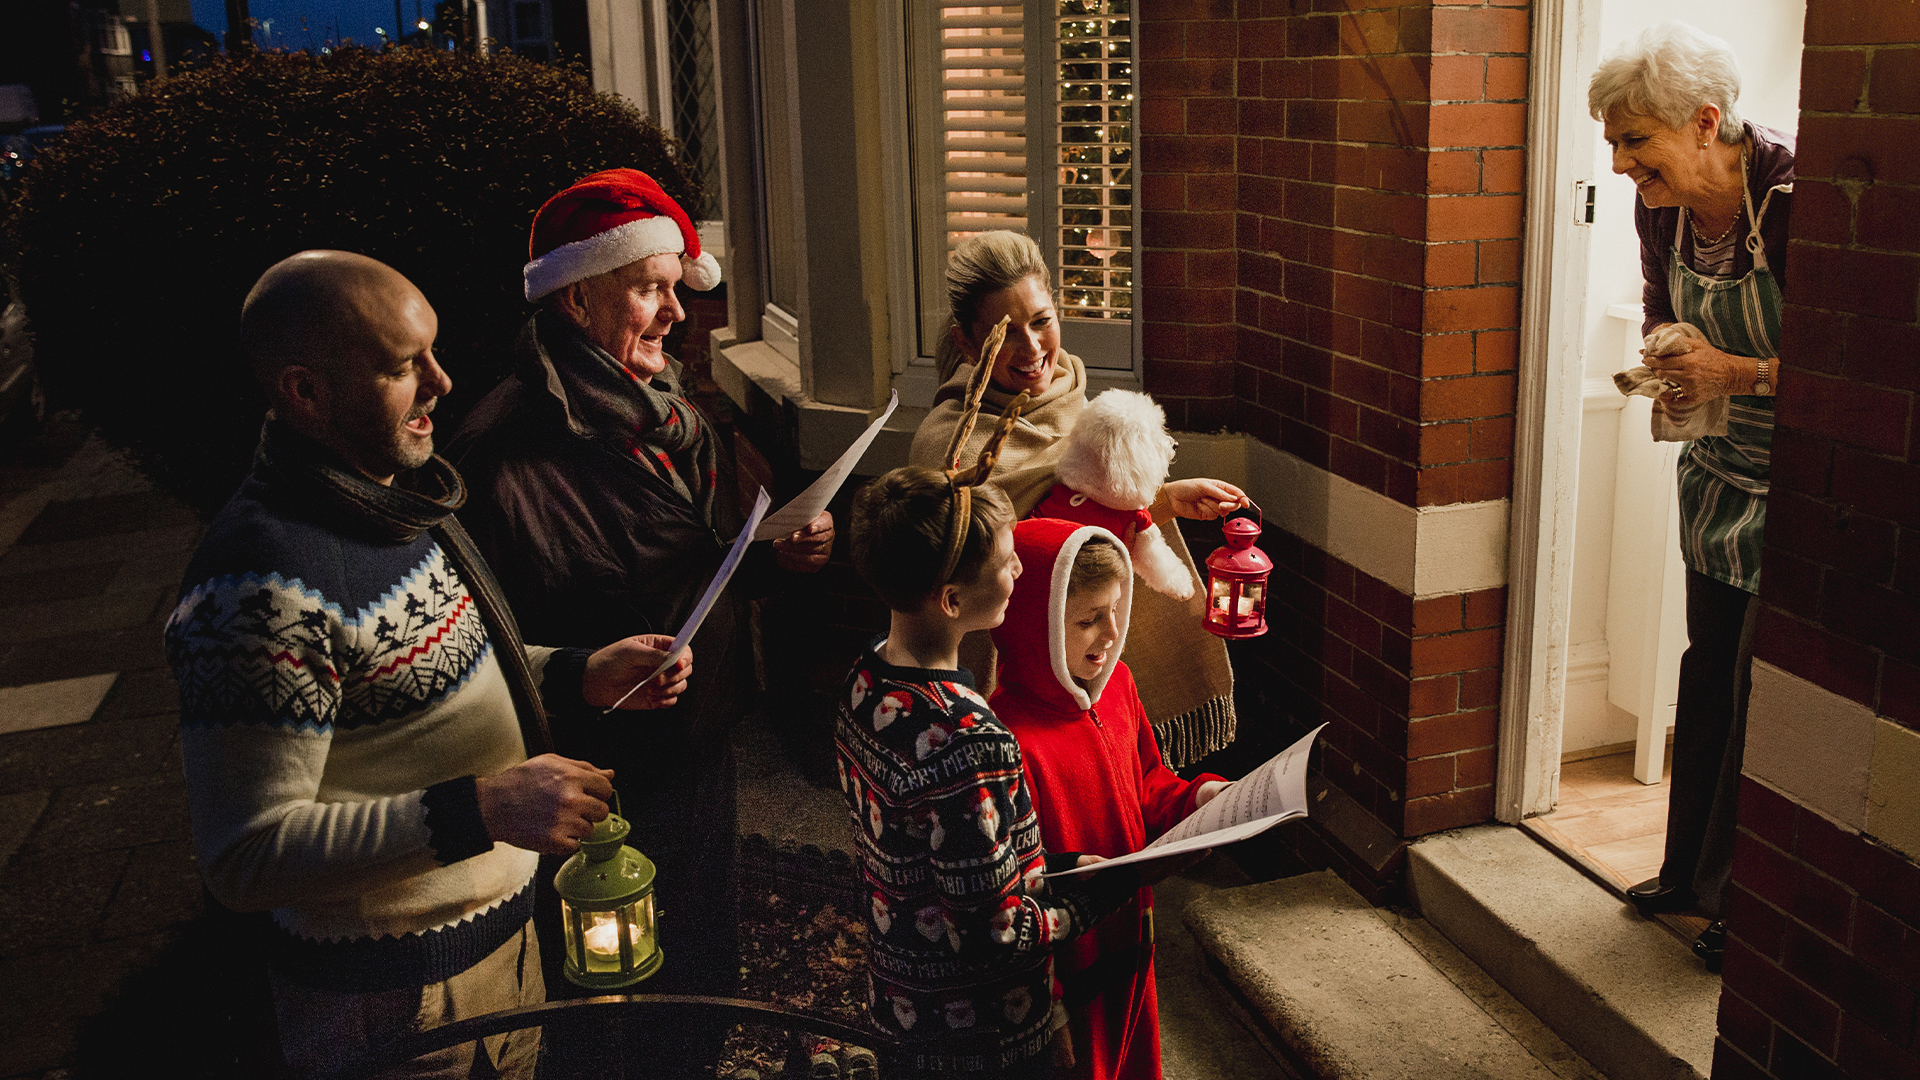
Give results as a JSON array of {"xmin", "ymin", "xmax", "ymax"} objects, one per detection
[
  {"xmin": 1693, "ymin": 920, "xmax": 1726, "ymax": 973},
  {"xmin": 1626, "ymin": 877, "xmax": 1697, "ymax": 915}
]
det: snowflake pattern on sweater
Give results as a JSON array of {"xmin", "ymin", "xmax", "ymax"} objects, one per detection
[
  {"xmin": 168, "ymin": 556, "xmax": 492, "ymax": 732},
  {"xmin": 837, "ymin": 640, "xmax": 1121, "ymax": 1075}
]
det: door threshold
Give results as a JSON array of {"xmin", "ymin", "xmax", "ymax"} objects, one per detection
[{"xmin": 1518, "ymin": 817, "xmax": 1713, "ymax": 947}]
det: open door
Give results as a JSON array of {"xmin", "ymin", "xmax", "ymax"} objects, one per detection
[{"xmin": 1500, "ymin": 0, "xmax": 1806, "ymax": 847}]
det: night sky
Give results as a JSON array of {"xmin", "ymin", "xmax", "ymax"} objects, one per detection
[{"xmin": 189, "ymin": 0, "xmax": 437, "ymax": 52}]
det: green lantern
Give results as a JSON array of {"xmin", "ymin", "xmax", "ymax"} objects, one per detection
[{"xmin": 555, "ymin": 795, "xmax": 662, "ymax": 988}]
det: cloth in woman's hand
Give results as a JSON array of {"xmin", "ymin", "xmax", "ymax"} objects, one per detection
[{"xmin": 1614, "ymin": 321, "xmax": 1728, "ymax": 441}]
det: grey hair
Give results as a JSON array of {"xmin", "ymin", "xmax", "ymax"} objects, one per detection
[
  {"xmin": 936, "ymin": 230, "xmax": 1051, "ymax": 381},
  {"xmin": 1589, "ymin": 21, "xmax": 1744, "ymax": 143}
]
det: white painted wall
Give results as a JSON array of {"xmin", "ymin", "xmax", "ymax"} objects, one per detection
[{"xmin": 1559, "ymin": 1, "xmax": 1805, "ymax": 757}]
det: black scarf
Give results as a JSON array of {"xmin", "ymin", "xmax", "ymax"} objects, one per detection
[
  {"xmin": 255, "ymin": 419, "xmax": 554, "ymax": 755},
  {"xmin": 532, "ymin": 313, "xmax": 720, "ymax": 526}
]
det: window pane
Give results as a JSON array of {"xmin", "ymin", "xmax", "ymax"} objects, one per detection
[
  {"xmin": 1054, "ymin": 0, "xmax": 1132, "ymax": 322},
  {"xmin": 758, "ymin": 0, "xmax": 799, "ymax": 312},
  {"xmin": 667, "ymin": 0, "xmax": 721, "ymax": 213}
]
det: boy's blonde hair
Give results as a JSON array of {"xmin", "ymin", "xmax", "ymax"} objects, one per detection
[
  {"xmin": 851, "ymin": 467, "xmax": 1014, "ymax": 611},
  {"xmin": 1068, "ymin": 535, "xmax": 1129, "ymax": 596}
]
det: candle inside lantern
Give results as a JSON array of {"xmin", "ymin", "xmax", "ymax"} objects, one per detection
[
  {"xmin": 582, "ymin": 915, "xmax": 649, "ymax": 959},
  {"xmin": 1210, "ymin": 594, "xmax": 1256, "ymax": 616}
]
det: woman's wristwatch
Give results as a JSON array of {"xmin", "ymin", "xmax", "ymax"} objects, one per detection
[{"xmin": 1753, "ymin": 358, "xmax": 1773, "ymax": 395}]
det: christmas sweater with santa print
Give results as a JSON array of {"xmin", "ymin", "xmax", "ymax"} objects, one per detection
[
  {"xmin": 990, "ymin": 517, "xmax": 1225, "ymax": 1080},
  {"xmin": 836, "ymin": 639, "xmax": 1135, "ymax": 1074}
]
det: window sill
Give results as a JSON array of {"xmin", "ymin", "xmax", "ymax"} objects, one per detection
[{"xmin": 712, "ymin": 329, "xmax": 924, "ymax": 473}]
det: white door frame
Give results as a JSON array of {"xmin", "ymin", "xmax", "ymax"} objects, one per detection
[{"xmin": 1496, "ymin": 0, "xmax": 1601, "ymax": 823}]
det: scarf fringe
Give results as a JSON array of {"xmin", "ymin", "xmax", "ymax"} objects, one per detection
[{"xmin": 1152, "ymin": 694, "xmax": 1237, "ymax": 771}]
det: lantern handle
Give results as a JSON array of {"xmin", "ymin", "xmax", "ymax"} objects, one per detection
[{"xmin": 1224, "ymin": 499, "xmax": 1263, "ymax": 529}]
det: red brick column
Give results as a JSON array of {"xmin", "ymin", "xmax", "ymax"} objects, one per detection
[
  {"xmin": 1716, "ymin": 6, "xmax": 1920, "ymax": 1078},
  {"xmin": 1138, "ymin": 1, "xmax": 1241, "ymax": 432},
  {"xmin": 1138, "ymin": 1, "xmax": 1527, "ymax": 854}
]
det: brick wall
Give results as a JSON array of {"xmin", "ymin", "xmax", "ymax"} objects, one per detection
[
  {"xmin": 1718, "ymin": 782, "xmax": 1920, "ymax": 1079},
  {"xmin": 1138, "ymin": 1, "xmax": 1527, "ymax": 861},
  {"xmin": 1717, "ymin": 5, "xmax": 1920, "ymax": 1078},
  {"xmin": 1138, "ymin": 0, "xmax": 1241, "ymax": 434}
]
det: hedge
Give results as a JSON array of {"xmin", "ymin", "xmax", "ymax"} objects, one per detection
[{"xmin": 7, "ymin": 46, "xmax": 700, "ymax": 514}]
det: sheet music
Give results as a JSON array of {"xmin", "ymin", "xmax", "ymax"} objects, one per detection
[
  {"xmin": 602, "ymin": 487, "xmax": 771, "ymax": 713},
  {"xmin": 1044, "ymin": 723, "xmax": 1325, "ymax": 876},
  {"xmin": 753, "ymin": 392, "xmax": 899, "ymax": 542}
]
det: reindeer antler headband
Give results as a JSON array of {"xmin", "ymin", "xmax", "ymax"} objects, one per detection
[{"xmin": 936, "ymin": 316, "xmax": 1032, "ymax": 584}]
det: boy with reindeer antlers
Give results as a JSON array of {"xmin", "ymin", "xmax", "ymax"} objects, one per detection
[{"xmin": 838, "ymin": 320, "xmax": 1139, "ymax": 1079}]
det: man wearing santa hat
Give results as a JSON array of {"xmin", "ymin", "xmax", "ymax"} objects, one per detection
[{"xmin": 450, "ymin": 169, "xmax": 832, "ymax": 1077}]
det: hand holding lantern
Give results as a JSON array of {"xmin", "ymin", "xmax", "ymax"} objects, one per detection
[{"xmin": 554, "ymin": 792, "xmax": 663, "ymax": 988}]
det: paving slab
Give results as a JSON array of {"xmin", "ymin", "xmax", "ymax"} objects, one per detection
[
  {"xmin": 1408, "ymin": 825, "xmax": 1719, "ymax": 1080},
  {"xmin": 0, "ymin": 931, "xmax": 173, "ymax": 1075},
  {"xmin": 0, "ymin": 711, "xmax": 179, "ymax": 792},
  {"xmin": 0, "ymin": 845, "xmax": 132, "ymax": 958},
  {"xmin": 1185, "ymin": 869, "xmax": 1575, "ymax": 1080},
  {"xmin": 15, "ymin": 490, "xmax": 201, "ymax": 545},
  {"xmin": 0, "ymin": 789, "xmax": 49, "ymax": 866},
  {"xmin": 0, "ymin": 522, "xmax": 204, "ymax": 577},
  {"xmin": 0, "ymin": 673, "xmax": 118, "ymax": 734},
  {"xmin": 0, "ymin": 560, "xmax": 119, "ymax": 604},
  {"xmin": 0, "ymin": 587, "xmax": 170, "ymax": 647},
  {"xmin": 0, "ymin": 618, "xmax": 173, "ymax": 686},
  {"xmin": 0, "ymin": 431, "xmax": 154, "ymax": 558},
  {"xmin": 106, "ymin": 547, "xmax": 196, "ymax": 595},
  {"xmin": 734, "ymin": 704, "xmax": 851, "ymax": 856},
  {"xmin": 98, "ymin": 838, "xmax": 206, "ymax": 940},
  {"xmin": 89, "ymin": 665, "xmax": 181, "ymax": 724},
  {"xmin": 15, "ymin": 771, "xmax": 192, "ymax": 862}
]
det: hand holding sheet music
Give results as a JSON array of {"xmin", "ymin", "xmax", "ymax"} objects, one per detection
[{"xmin": 1044, "ymin": 723, "xmax": 1326, "ymax": 877}]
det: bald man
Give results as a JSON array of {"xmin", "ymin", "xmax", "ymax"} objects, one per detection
[{"xmin": 164, "ymin": 251, "xmax": 689, "ymax": 1080}]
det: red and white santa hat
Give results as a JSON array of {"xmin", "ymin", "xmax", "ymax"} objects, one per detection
[{"xmin": 523, "ymin": 168, "xmax": 722, "ymax": 301}]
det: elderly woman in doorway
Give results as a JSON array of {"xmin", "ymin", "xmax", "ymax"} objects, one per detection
[
  {"xmin": 1589, "ymin": 21, "xmax": 1792, "ymax": 971},
  {"xmin": 908, "ymin": 230, "xmax": 1248, "ymax": 768}
]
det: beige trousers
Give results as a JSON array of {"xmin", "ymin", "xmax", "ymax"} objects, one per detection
[{"xmin": 270, "ymin": 924, "xmax": 545, "ymax": 1080}]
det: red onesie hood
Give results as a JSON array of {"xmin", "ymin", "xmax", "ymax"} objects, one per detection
[{"xmin": 992, "ymin": 518, "xmax": 1133, "ymax": 716}]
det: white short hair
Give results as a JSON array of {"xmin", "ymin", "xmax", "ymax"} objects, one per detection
[{"xmin": 1589, "ymin": 21, "xmax": 1744, "ymax": 143}]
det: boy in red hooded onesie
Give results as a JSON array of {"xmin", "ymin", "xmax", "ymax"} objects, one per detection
[{"xmin": 990, "ymin": 519, "xmax": 1229, "ymax": 1080}]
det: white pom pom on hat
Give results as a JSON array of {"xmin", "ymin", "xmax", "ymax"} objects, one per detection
[{"xmin": 522, "ymin": 168, "xmax": 722, "ymax": 301}]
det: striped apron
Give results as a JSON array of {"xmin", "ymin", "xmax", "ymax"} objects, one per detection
[{"xmin": 1670, "ymin": 157, "xmax": 1787, "ymax": 595}]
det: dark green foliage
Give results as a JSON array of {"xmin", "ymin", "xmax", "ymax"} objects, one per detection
[{"xmin": 7, "ymin": 47, "xmax": 700, "ymax": 515}]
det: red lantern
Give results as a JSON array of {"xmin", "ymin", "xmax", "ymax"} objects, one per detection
[{"xmin": 1204, "ymin": 509, "xmax": 1271, "ymax": 638}]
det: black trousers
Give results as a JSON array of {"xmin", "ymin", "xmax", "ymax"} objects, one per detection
[{"xmin": 1659, "ymin": 569, "xmax": 1759, "ymax": 919}]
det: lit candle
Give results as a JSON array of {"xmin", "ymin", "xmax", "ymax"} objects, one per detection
[{"xmin": 583, "ymin": 917, "xmax": 647, "ymax": 959}]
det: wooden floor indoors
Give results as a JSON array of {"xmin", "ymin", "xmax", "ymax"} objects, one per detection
[{"xmin": 1520, "ymin": 746, "xmax": 1714, "ymax": 943}]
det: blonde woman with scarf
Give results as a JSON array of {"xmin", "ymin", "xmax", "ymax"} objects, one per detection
[{"xmin": 909, "ymin": 231, "xmax": 1246, "ymax": 768}]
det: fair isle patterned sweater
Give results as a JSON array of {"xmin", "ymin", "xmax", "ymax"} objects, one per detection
[
  {"xmin": 164, "ymin": 472, "xmax": 580, "ymax": 992},
  {"xmin": 835, "ymin": 639, "xmax": 1127, "ymax": 1075}
]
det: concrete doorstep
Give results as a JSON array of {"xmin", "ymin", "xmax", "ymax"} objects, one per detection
[
  {"xmin": 1408, "ymin": 826, "xmax": 1720, "ymax": 1080},
  {"xmin": 1184, "ymin": 869, "xmax": 1605, "ymax": 1080}
]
